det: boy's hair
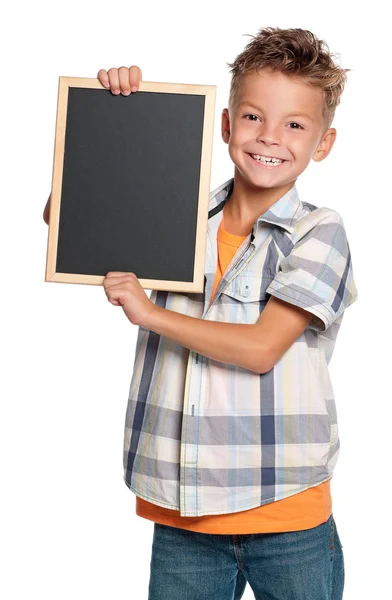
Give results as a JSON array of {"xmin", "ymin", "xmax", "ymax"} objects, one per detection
[{"xmin": 227, "ymin": 27, "xmax": 349, "ymax": 129}]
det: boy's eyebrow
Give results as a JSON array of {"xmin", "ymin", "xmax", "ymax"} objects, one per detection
[{"xmin": 237, "ymin": 101, "xmax": 315, "ymax": 122}]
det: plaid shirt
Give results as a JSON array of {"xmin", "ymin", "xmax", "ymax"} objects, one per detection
[{"xmin": 123, "ymin": 178, "xmax": 358, "ymax": 517}]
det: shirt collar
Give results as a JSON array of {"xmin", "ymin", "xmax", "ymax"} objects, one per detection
[{"xmin": 209, "ymin": 177, "xmax": 302, "ymax": 234}]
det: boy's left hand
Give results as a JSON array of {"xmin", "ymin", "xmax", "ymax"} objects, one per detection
[{"xmin": 103, "ymin": 272, "xmax": 155, "ymax": 327}]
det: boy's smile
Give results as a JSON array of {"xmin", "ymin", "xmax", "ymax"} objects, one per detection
[
  {"xmin": 247, "ymin": 153, "xmax": 287, "ymax": 169},
  {"xmin": 222, "ymin": 68, "xmax": 336, "ymax": 210}
]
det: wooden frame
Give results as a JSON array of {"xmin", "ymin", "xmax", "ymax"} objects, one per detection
[{"xmin": 45, "ymin": 76, "xmax": 216, "ymax": 292}]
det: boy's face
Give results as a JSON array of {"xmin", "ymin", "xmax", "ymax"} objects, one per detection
[{"xmin": 222, "ymin": 69, "xmax": 336, "ymax": 192}]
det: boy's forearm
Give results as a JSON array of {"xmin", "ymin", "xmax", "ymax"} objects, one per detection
[{"xmin": 145, "ymin": 305, "xmax": 268, "ymax": 373}]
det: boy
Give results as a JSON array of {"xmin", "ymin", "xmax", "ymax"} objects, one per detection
[{"xmin": 44, "ymin": 27, "xmax": 358, "ymax": 600}]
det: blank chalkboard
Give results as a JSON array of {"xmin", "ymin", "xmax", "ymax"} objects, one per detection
[{"xmin": 45, "ymin": 77, "xmax": 216, "ymax": 292}]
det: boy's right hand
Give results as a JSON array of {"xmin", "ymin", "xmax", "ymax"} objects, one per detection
[{"xmin": 97, "ymin": 65, "xmax": 143, "ymax": 95}]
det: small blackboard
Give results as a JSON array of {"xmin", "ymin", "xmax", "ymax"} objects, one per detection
[{"xmin": 45, "ymin": 77, "xmax": 216, "ymax": 292}]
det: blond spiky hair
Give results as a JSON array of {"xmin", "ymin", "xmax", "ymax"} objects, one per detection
[{"xmin": 227, "ymin": 27, "xmax": 350, "ymax": 128}]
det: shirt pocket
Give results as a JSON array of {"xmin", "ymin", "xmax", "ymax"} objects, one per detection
[{"xmin": 220, "ymin": 275, "xmax": 269, "ymax": 324}]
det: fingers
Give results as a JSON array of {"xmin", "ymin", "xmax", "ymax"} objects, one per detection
[
  {"xmin": 107, "ymin": 67, "xmax": 121, "ymax": 94},
  {"xmin": 117, "ymin": 66, "xmax": 129, "ymax": 94},
  {"xmin": 103, "ymin": 272, "xmax": 136, "ymax": 288},
  {"xmin": 105, "ymin": 272, "xmax": 136, "ymax": 278},
  {"xmin": 97, "ymin": 68, "xmax": 110, "ymax": 88},
  {"xmin": 103, "ymin": 273, "xmax": 135, "ymax": 306},
  {"xmin": 129, "ymin": 65, "xmax": 142, "ymax": 91},
  {"xmin": 97, "ymin": 66, "xmax": 142, "ymax": 95}
]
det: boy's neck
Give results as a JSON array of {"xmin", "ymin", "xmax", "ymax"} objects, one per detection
[{"xmin": 223, "ymin": 171, "xmax": 296, "ymax": 236}]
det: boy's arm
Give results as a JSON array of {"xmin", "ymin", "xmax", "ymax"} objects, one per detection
[
  {"xmin": 43, "ymin": 193, "xmax": 50, "ymax": 225},
  {"xmin": 146, "ymin": 296, "xmax": 313, "ymax": 374}
]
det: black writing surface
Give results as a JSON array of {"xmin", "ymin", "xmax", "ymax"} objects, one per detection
[{"xmin": 45, "ymin": 77, "xmax": 216, "ymax": 292}]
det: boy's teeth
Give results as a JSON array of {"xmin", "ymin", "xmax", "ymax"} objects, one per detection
[{"xmin": 251, "ymin": 154, "xmax": 283, "ymax": 165}]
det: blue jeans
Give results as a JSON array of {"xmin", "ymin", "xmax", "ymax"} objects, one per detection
[{"xmin": 147, "ymin": 514, "xmax": 344, "ymax": 599}]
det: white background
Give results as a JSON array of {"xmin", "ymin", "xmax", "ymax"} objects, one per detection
[{"xmin": 2, "ymin": 1, "xmax": 389, "ymax": 598}]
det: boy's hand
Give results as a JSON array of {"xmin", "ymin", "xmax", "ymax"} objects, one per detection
[
  {"xmin": 97, "ymin": 65, "xmax": 142, "ymax": 95},
  {"xmin": 103, "ymin": 272, "xmax": 155, "ymax": 327}
]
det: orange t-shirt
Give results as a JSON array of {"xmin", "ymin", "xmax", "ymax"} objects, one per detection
[{"xmin": 136, "ymin": 215, "xmax": 332, "ymax": 533}]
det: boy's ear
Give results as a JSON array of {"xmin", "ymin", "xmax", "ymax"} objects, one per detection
[
  {"xmin": 313, "ymin": 128, "xmax": 337, "ymax": 162},
  {"xmin": 222, "ymin": 108, "xmax": 230, "ymax": 144}
]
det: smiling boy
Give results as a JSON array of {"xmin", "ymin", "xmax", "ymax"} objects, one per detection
[
  {"xmin": 44, "ymin": 27, "xmax": 358, "ymax": 600},
  {"xmin": 224, "ymin": 68, "xmax": 336, "ymax": 219}
]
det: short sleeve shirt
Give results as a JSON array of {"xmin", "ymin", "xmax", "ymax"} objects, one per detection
[{"xmin": 123, "ymin": 178, "xmax": 358, "ymax": 517}]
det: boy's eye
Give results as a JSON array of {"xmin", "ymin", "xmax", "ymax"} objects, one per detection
[{"xmin": 243, "ymin": 115, "xmax": 304, "ymax": 129}]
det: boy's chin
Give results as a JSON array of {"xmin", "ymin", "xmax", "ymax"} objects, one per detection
[{"xmin": 236, "ymin": 169, "xmax": 289, "ymax": 190}]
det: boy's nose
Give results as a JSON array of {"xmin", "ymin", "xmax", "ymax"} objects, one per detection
[{"xmin": 256, "ymin": 127, "xmax": 281, "ymax": 146}]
